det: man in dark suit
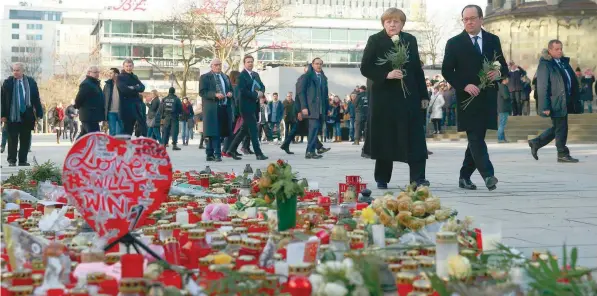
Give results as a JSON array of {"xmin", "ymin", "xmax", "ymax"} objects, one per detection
[
  {"xmin": 528, "ymin": 40, "xmax": 581, "ymax": 163},
  {"xmin": 225, "ymin": 55, "xmax": 268, "ymax": 160},
  {"xmin": 299, "ymin": 58, "xmax": 329, "ymax": 159},
  {"xmin": 117, "ymin": 58, "xmax": 146, "ymax": 136},
  {"xmin": 1, "ymin": 62, "xmax": 43, "ymax": 166},
  {"xmin": 199, "ymin": 58, "xmax": 233, "ymax": 162},
  {"xmin": 75, "ymin": 66, "xmax": 106, "ymax": 139},
  {"xmin": 441, "ymin": 5, "xmax": 508, "ymax": 191}
]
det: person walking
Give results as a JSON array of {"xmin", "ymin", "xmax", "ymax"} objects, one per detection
[
  {"xmin": 442, "ymin": 4, "xmax": 509, "ymax": 191},
  {"xmin": 146, "ymin": 90, "xmax": 162, "ymax": 142},
  {"xmin": 580, "ymin": 69, "xmax": 595, "ymax": 113},
  {"xmin": 528, "ymin": 40, "xmax": 582, "ymax": 163},
  {"xmin": 428, "ymin": 84, "xmax": 445, "ymax": 134},
  {"xmin": 65, "ymin": 102, "xmax": 79, "ymax": 142},
  {"xmin": 332, "ymin": 95, "xmax": 343, "ymax": 142},
  {"xmin": 257, "ymin": 96, "xmax": 271, "ymax": 142},
  {"xmin": 117, "ymin": 59, "xmax": 146, "ymax": 136},
  {"xmin": 282, "ymin": 92, "xmax": 297, "ymax": 143},
  {"xmin": 222, "ymin": 70, "xmax": 243, "ymax": 159},
  {"xmin": 75, "ymin": 66, "xmax": 106, "ymax": 139},
  {"xmin": 360, "ymin": 8, "xmax": 430, "ymax": 189},
  {"xmin": 180, "ymin": 97, "xmax": 194, "ymax": 146},
  {"xmin": 347, "ymin": 93, "xmax": 356, "ymax": 141},
  {"xmin": 53, "ymin": 103, "xmax": 65, "ymax": 144},
  {"xmin": 298, "ymin": 58, "xmax": 330, "ymax": 160},
  {"xmin": 159, "ymin": 87, "xmax": 182, "ymax": 150},
  {"xmin": 497, "ymin": 78, "xmax": 511, "ymax": 143},
  {"xmin": 103, "ymin": 68, "xmax": 123, "ymax": 136},
  {"xmin": 267, "ymin": 92, "xmax": 284, "ymax": 144}
]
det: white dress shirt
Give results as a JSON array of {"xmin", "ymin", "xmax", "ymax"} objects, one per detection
[{"xmin": 468, "ymin": 31, "xmax": 483, "ymax": 52}]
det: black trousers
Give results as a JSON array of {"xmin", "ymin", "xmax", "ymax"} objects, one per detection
[
  {"xmin": 374, "ymin": 159, "xmax": 426, "ymax": 184},
  {"xmin": 228, "ymin": 114, "xmax": 263, "ymax": 155},
  {"xmin": 533, "ymin": 116, "xmax": 569, "ymax": 157},
  {"xmin": 122, "ymin": 100, "xmax": 147, "ymax": 136},
  {"xmin": 510, "ymin": 91, "xmax": 523, "ymax": 116},
  {"xmin": 460, "ymin": 128, "xmax": 494, "ymax": 180},
  {"xmin": 162, "ymin": 118, "xmax": 179, "ymax": 145},
  {"xmin": 77, "ymin": 121, "xmax": 100, "ymax": 139},
  {"xmin": 6, "ymin": 122, "xmax": 32, "ymax": 164}
]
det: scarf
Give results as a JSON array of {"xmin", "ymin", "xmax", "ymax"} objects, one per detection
[{"xmin": 10, "ymin": 76, "xmax": 32, "ymax": 123}]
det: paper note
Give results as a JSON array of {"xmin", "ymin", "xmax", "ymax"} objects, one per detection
[{"xmin": 372, "ymin": 224, "xmax": 385, "ymax": 248}]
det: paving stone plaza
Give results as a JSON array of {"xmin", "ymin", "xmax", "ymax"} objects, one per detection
[{"xmin": 2, "ymin": 134, "xmax": 596, "ymax": 268}]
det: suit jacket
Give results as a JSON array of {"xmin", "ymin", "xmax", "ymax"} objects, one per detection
[
  {"xmin": 267, "ymin": 100, "xmax": 284, "ymax": 123},
  {"xmin": 75, "ymin": 76, "xmax": 106, "ymax": 122},
  {"xmin": 442, "ymin": 30, "xmax": 508, "ymax": 132},
  {"xmin": 1, "ymin": 76, "xmax": 43, "ymax": 128},
  {"xmin": 298, "ymin": 66, "xmax": 329, "ymax": 120},
  {"xmin": 116, "ymin": 72, "xmax": 145, "ymax": 103},
  {"xmin": 199, "ymin": 71, "xmax": 233, "ymax": 137},
  {"xmin": 237, "ymin": 69, "xmax": 265, "ymax": 117}
]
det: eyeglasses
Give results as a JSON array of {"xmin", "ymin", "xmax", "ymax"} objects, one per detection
[{"xmin": 462, "ymin": 16, "xmax": 479, "ymax": 23}]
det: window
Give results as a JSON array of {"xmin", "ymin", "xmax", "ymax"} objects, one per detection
[
  {"xmin": 132, "ymin": 45, "xmax": 151, "ymax": 57},
  {"xmin": 111, "ymin": 20, "xmax": 131, "ymax": 36},
  {"xmin": 12, "ymin": 34, "xmax": 19, "ymax": 39},
  {"xmin": 349, "ymin": 51, "xmax": 363, "ymax": 63},
  {"xmin": 9, "ymin": 10, "xmax": 61, "ymax": 21},
  {"xmin": 328, "ymin": 52, "xmax": 349, "ymax": 63},
  {"xmin": 27, "ymin": 34, "xmax": 42, "ymax": 40},
  {"xmin": 36, "ymin": 24, "xmax": 42, "ymax": 30},
  {"xmin": 292, "ymin": 28, "xmax": 311, "ymax": 42},
  {"xmin": 256, "ymin": 31, "xmax": 274, "ymax": 42},
  {"xmin": 11, "ymin": 56, "xmax": 19, "ymax": 62},
  {"xmin": 274, "ymin": 51, "xmax": 291, "ymax": 61},
  {"xmin": 330, "ymin": 28, "xmax": 347, "ymax": 44},
  {"xmin": 311, "ymin": 28, "xmax": 330, "ymax": 42},
  {"xmin": 293, "ymin": 51, "xmax": 309, "ymax": 63},
  {"xmin": 132, "ymin": 22, "xmax": 152, "ymax": 37},
  {"xmin": 27, "ymin": 24, "xmax": 34, "ymax": 29},
  {"xmin": 11, "ymin": 47, "xmax": 19, "ymax": 53},
  {"xmin": 153, "ymin": 45, "xmax": 165, "ymax": 58},
  {"xmin": 257, "ymin": 51, "xmax": 273, "ymax": 61},
  {"xmin": 348, "ymin": 29, "xmax": 368, "ymax": 42},
  {"xmin": 154, "ymin": 23, "xmax": 173, "ymax": 38},
  {"xmin": 111, "ymin": 45, "xmax": 131, "ymax": 57},
  {"xmin": 12, "ymin": 23, "xmax": 19, "ymax": 29}
]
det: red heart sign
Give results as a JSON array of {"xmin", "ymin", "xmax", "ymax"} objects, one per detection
[{"xmin": 63, "ymin": 133, "xmax": 172, "ymax": 242}]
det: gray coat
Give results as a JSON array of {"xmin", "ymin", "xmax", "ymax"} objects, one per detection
[
  {"xmin": 298, "ymin": 65, "xmax": 329, "ymax": 120},
  {"xmin": 536, "ymin": 49, "xmax": 581, "ymax": 118}
]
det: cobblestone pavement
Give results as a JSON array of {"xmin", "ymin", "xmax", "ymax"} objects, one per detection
[{"xmin": 2, "ymin": 134, "xmax": 597, "ymax": 267}]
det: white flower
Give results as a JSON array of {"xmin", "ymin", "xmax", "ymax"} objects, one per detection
[
  {"xmin": 492, "ymin": 61, "xmax": 501, "ymax": 67},
  {"xmin": 323, "ymin": 282, "xmax": 349, "ymax": 296},
  {"xmin": 309, "ymin": 274, "xmax": 325, "ymax": 293},
  {"xmin": 352, "ymin": 287, "xmax": 370, "ymax": 296},
  {"xmin": 391, "ymin": 35, "xmax": 400, "ymax": 43},
  {"xmin": 342, "ymin": 258, "xmax": 354, "ymax": 270},
  {"xmin": 347, "ymin": 270, "xmax": 364, "ymax": 286},
  {"xmin": 448, "ymin": 254, "xmax": 472, "ymax": 279}
]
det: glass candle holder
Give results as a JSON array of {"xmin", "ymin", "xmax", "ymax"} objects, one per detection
[
  {"xmin": 163, "ymin": 237, "xmax": 182, "ymax": 265},
  {"xmin": 396, "ymin": 272, "xmax": 416, "ymax": 296},
  {"xmin": 436, "ymin": 231, "xmax": 458, "ymax": 278}
]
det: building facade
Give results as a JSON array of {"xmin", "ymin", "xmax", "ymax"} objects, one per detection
[{"xmin": 484, "ymin": 0, "xmax": 597, "ymax": 78}]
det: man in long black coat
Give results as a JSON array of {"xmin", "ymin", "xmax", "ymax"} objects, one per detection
[
  {"xmin": 75, "ymin": 66, "xmax": 106, "ymax": 138},
  {"xmin": 442, "ymin": 5, "xmax": 508, "ymax": 191},
  {"xmin": 360, "ymin": 9, "xmax": 429, "ymax": 189},
  {"xmin": 226, "ymin": 55, "xmax": 268, "ymax": 160},
  {"xmin": 1, "ymin": 62, "xmax": 43, "ymax": 166},
  {"xmin": 117, "ymin": 58, "xmax": 146, "ymax": 136},
  {"xmin": 298, "ymin": 59, "xmax": 330, "ymax": 159},
  {"xmin": 199, "ymin": 58, "xmax": 233, "ymax": 162}
]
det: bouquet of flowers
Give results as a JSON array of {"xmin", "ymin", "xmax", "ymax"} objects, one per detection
[
  {"xmin": 309, "ymin": 257, "xmax": 382, "ymax": 296},
  {"xmin": 254, "ymin": 159, "xmax": 305, "ymax": 204},
  {"xmin": 461, "ymin": 53, "xmax": 502, "ymax": 110},
  {"xmin": 376, "ymin": 34, "xmax": 410, "ymax": 97}
]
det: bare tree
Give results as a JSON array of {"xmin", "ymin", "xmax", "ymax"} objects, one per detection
[
  {"xmin": 419, "ymin": 16, "xmax": 446, "ymax": 68},
  {"xmin": 144, "ymin": 0, "xmax": 290, "ymax": 97},
  {"xmin": 2, "ymin": 42, "xmax": 43, "ymax": 80}
]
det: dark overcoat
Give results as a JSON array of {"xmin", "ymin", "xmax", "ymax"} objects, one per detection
[
  {"xmin": 298, "ymin": 65, "xmax": 329, "ymax": 121},
  {"xmin": 199, "ymin": 71, "xmax": 233, "ymax": 137},
  {"xmin": 75, "ymin": 76, "xmax": 106, "ymax": 123},
  {"xmin": 442, "ymin": 30, "xmax": 509, "ymax": 132},
  {"xmin": 1, "ymin": 76, "xmax": 43, "ymax": 129},
  {"xmin": 360, "ymin": 30, "xmax": 428, "ymax": 163}
]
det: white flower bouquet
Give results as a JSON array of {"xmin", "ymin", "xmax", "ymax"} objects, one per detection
[
  {"xmin": 309, "ymin": 258, "xmax": 374, "ymax": 296},
  {"xmin": 376, "ymin": 34, "xmax": 410, "ymax": 97},
  {"xmin": 461, "ymin": 53, "xmax": 502, "ymax": 110}
]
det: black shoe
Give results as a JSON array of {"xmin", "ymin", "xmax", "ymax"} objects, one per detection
[
  {"xmin": 280, "ymin": 146, "xmax": 295, "ymax": 154},
  {"xmin": 317, "ymin": 147, "xmax": 331, "ymax": 154},
  {"xmin": 305, "ymin": 152, "xmax": 322, "ymax": 159},
  {"xmin": 229, "ymin": 152, "xmax": 242, "ymax": 160},
  {"xmin": 558, "ymin": 155, "xmax": 579, "ymax": 163},
  {"xmin": 256, "ymin": 154, "xmax": 269, "ymax": 160},
  {"xmin": 247, "ymin": 149, "xmax": 255, "ymax": 154},
  {"xmin": 172, "ymin": 145, "xmax": 181, "ymax": 151},
  {"xmin": 206, "ymin": 156, "xmax": 215, "ymax": 162},
  {"xmin": 459, "ymin": 178, "xmax": 477, "ymax": 190},
  {"xmin": 528, "ymin": 140, "xmax": 539, "ymax": 160},
  {"xmin": 8, "ymin": 162, "xmax": 16, "ymax": 167},
  {"xmin": 0, "ymin": 147, "xmax": 4, "ymax": 153},
  {"xmin": 214, "ymin": 156, "xmax": 223, "ymax": 162},
  {"xmin": 485, "ymin": 176, "xmax": 498, "ymax": 191},
  {"xmin": 377, "ymin": 182, "xmax": 388, "ymax": 190},
  {"xmin": 199, "ymin": 145, "xmax": 205, "ymax": 149},
  {"xmin": 428, "ymin": 150, "xmax": 434, "ymax": 155},
  {"xmin": 415, "ymin": 179, "xmax": 431, "ymax": 188},
  {"xmin": 18, "ymin": 162, "xmax": 30, "ymax": 167}
]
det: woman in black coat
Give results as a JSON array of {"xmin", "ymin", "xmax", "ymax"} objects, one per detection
[{"xmin": 360, "ymin": 8, "xmax": 429, "ymax": 189}]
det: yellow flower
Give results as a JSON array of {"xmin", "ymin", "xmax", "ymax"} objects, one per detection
[
  {"xmin": 213, "ymin": 253, "xmax": 233, "ymax": 265},
  {"xmin": 448, "ymin": 255, "xmax": 472, "ymax": 279},
  {"xmin": 360, "ymin": 207, "xmax": 377, "ymax": 225}
]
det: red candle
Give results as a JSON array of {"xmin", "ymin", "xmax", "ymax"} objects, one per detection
[
  {"xmin": 163, "ymin": 238, "xmax": 182, "ymax": 265},
  {"xmin": 47, "ymin": 288, "xmax": 66, "ymax": 296},
  {"xmin": 121, "ymin": 254, "xmax": 144, "ymax": 278},
  {"xmin": 181, "ymin": 229, "xmax": 211, "ymax": 269},
  {"xmin": 99, "ymin": 276, "xmax": 118, "ymax": 295},
  {"xmin": 396, "ymin": 272, "xmax": 415, "ymax": 296},
  {"xmin": 159, "ymin": 269, "xmax": 182, "ymax": 289},
  {"xmin": 200, "ymin": 174, "xmax": 210, "ymax": 188}
]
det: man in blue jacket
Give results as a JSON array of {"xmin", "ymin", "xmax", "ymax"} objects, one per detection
[
  {"xmin": 267, "ymin": 92, "xmax": 284, "ymax": 143},
  {"xmin": 117, "ymin": 59, "xmax": 146, "ymax": 136}
]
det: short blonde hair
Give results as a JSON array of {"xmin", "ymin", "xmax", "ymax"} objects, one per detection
[{"xmin": 381, "ymin": 8, "xmax": 406, "ymax": 25}]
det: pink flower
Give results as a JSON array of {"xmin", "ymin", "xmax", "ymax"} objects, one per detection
[{"xmin": 201, "ymin": 203, "xmax": 230, "ymax": 221}]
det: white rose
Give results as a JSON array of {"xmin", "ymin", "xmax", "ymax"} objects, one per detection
[
  {"xmin": 391, "ymin": 35, "xmax": 400, "ymax": 43},
  {"xmin": 492, "ymin": 61, "xmax": 501, "ymax": 67},
  {"xmin": 352, "ymin": 287, "xmax": 370, "ymax": 296},
  {"xmin": 342, "ymin": 258, "xmax": 354, "ymax": 270},
  {"xmin": 347, "ymin": 270, "xmax": 364, "ymax": 286},
  {"xmin": 316, "ymin": 264, "xmax": 327, "ymax": 275},
  {"xmin": 448, "ymin": 255, "xmax": 472, "ymax": 279},
  {"xmin": 323, "ymin": 282, "xmax": 349, "ymax": 296},
  {"xmin": 309, "ymin": 274, "xmax": 325, "ymax": 293}
]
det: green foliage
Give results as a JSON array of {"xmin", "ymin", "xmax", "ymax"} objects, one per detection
[
  {"xmin": 258, "ymin": 161, "xmax": 305, "ymax": 204},
  {"xmin": 3, "ymin": 160, "xmax": 62, "ymax": 195}
]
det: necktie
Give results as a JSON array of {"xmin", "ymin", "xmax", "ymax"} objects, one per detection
[
  {"xmin": 18, "ymin": 80, "xmax": 26, "ymax": 113},
  {"xmin": 473, "ymin": 36, "xmax": 481, "ymax": 54},
  {"xmin": 215, "ymin": 74, "xmax": 225, "ymax": 105}
]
